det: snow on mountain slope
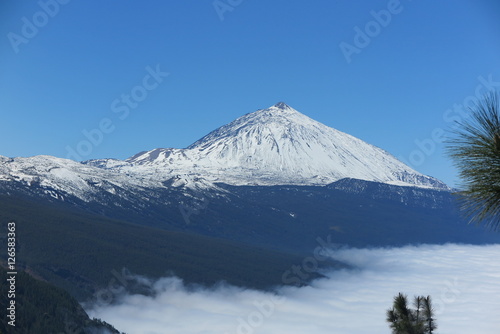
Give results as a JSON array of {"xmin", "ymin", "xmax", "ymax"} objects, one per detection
[
  {"xmin": 125, "ymin": 102, "xmax": 449, "ymax": 189},
  {"xmin": 0, "ymin": 155, "xmax": 149, "ymax": 202},
  {"xmin": 0, "ymin": 103, "xmax": 449, "ymax": 204}
]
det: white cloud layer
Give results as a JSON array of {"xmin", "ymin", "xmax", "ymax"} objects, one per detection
[{"xmin": 87, "ymin": 244, "xmax": 500, "ymax": 334}]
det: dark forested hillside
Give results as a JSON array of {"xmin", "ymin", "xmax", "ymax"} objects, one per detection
[
  {"xmin": 0, "ymin": 194, "xmax": 337, "ymax": 302},
  {"xmin": 0, "ymin": 266, "xmax": 122, "ymax": 334}
]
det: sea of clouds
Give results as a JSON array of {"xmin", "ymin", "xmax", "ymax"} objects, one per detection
[{"xmin": 87, "ymin": 243, "xmax": 500, "ymax": 334}]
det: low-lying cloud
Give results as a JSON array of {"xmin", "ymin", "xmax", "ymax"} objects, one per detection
[{"xmin": 87, "ymin": 244, "xmax": 500, "ymax": 334}]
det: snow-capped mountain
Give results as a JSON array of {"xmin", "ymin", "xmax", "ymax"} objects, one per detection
[
  {"xmin": 0, "ymin": 102, "xmax": 448, "ymax": 205},
  {"xmin": 4, "ymin": 102, "xmax": 498, "ymax": 255},
  {"xmin": 124, "ymin": 102, "xmax": 448, "ymax": 189},
  {"xmin": 4, "ymin": 104, "xmax": 497, "ymax": 310}
]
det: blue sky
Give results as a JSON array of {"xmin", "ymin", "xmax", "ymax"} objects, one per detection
[{"xmin": 1, "ymin": 0, "xmax": 499, "ymax": 187}]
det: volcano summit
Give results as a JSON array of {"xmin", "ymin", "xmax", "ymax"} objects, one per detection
[{"xmin": 122, "ymin": 102, "xmax": 448, "ymax": 189}]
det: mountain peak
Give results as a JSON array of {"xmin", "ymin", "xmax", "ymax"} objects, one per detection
[
  {"xmin": 272, "ymin": 102, "xmax": 292, "ymax": 110},
  {"xmin": 126, "ymin": 103, "xmax": 449, "ymax": 190},
  {"xmin": 249, "ymin": 102, "xmax": 308, "ymax": 124}
]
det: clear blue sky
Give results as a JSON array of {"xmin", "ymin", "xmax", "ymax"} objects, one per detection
[{"xmin": 1, "ymin": 0, "xmax": 499, "ymax": 187}]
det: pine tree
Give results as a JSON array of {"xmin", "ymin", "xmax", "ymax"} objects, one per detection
[
  {"xmin": 387, "ymin": 293, "xmax": 436, "ymax": 334},
  {"xmin": 446, "ymin": 91, "xmax": 500, "ymax": 231},
  {"xmin": 422, "ymin": 296, "xmax": 437, "ymax": 334},
  {"xmin": 413, "ymin": 296, "xmax": 425, "ymax": 334}
]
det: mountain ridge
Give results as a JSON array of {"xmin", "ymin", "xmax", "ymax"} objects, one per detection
[{"xmin": 0, "ymin": 102, "xmax": 449, "ymax": 206}]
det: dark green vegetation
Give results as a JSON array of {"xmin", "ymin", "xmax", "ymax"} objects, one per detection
[
  {"xmin": 387, "ymin": 293, "xmax": 436, "ymax": 334},
  {"xmin": 0, "ymin": 194, "xmax": 336, "ymax": 302},
  {"xmin": 8, "ymin": 177, "xmax": 497, "ymax": 254},
  {"xmin": 0, "ymin": 266, "xmax": 121, "ymax": 334},
  {"xmin": 214, "ymin": 179, "xmax": 500, "ymax": 251},
  {"xmin": 447, "ymin": 91, "xmax": 500, "ymax": 231}
]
